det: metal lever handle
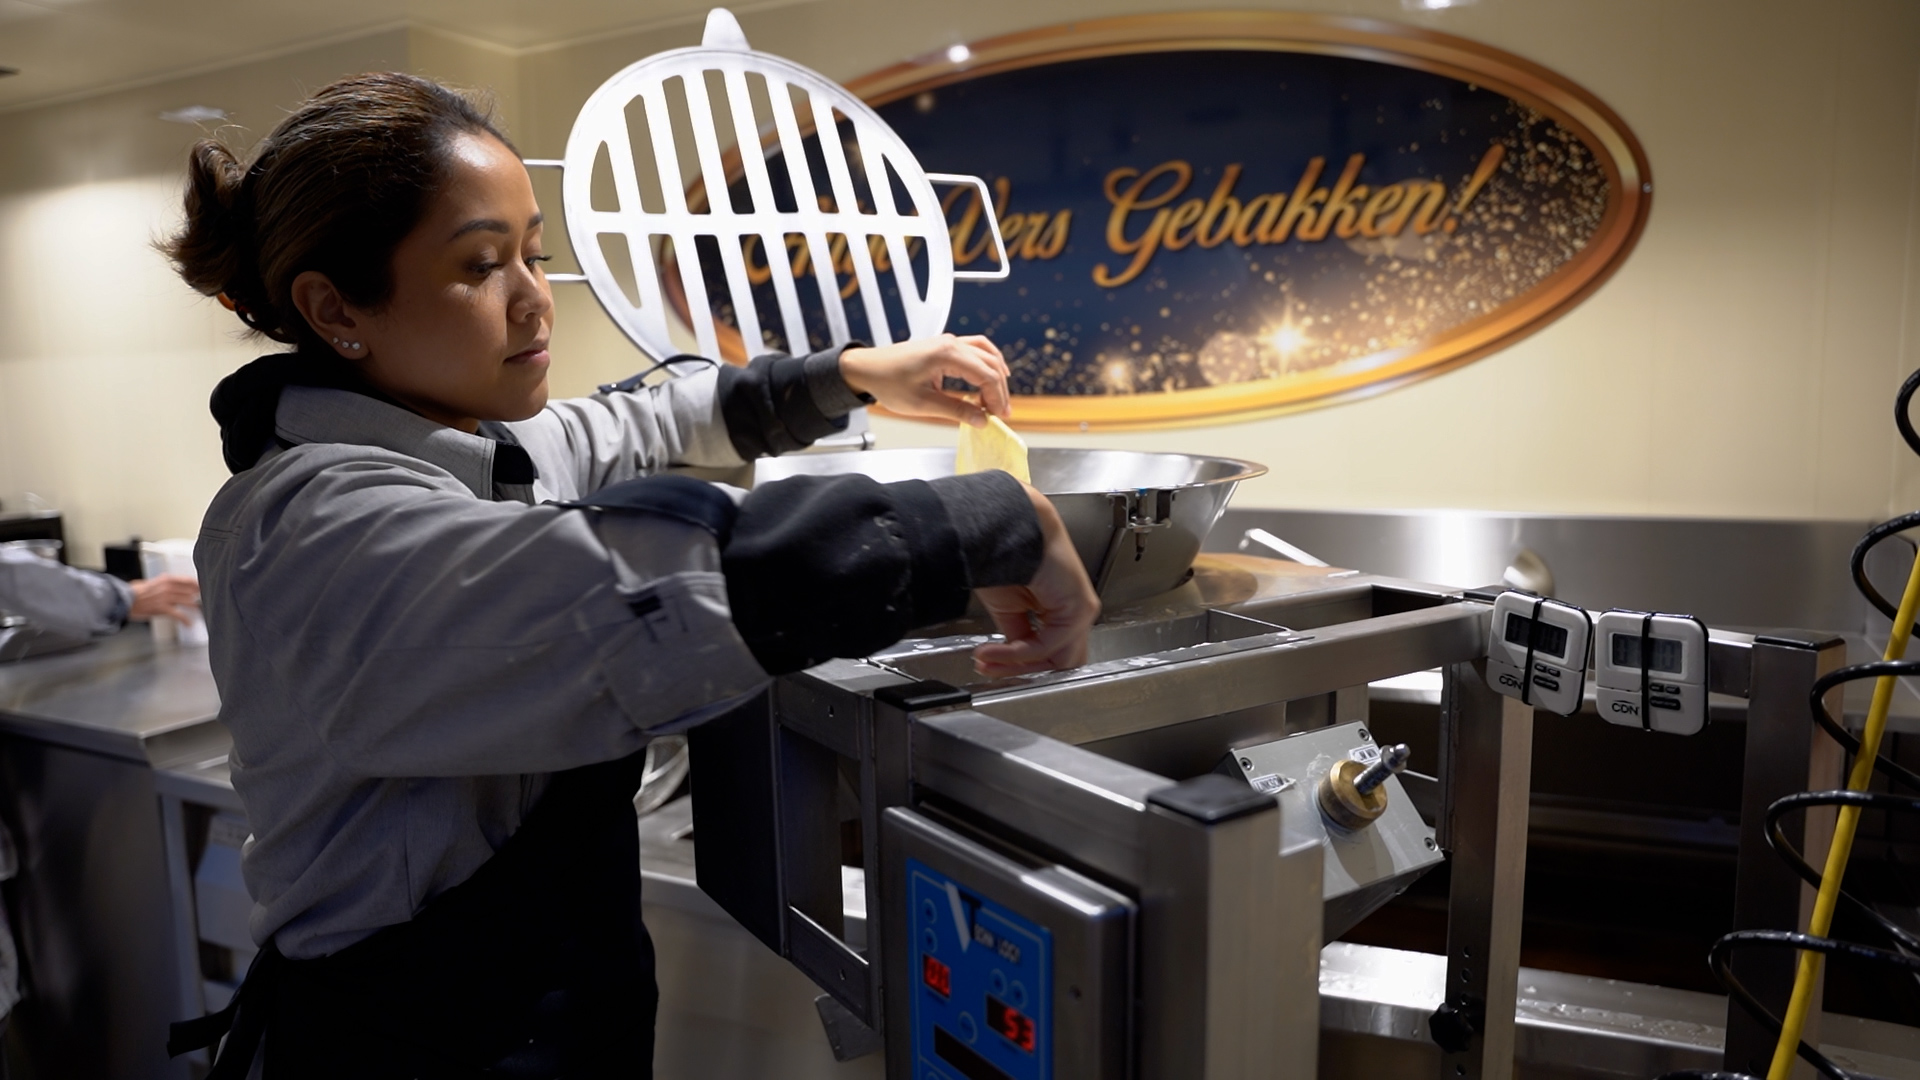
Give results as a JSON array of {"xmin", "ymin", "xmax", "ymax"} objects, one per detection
[
  {"xmin": 927, "ymin": 173, "xmax": 1011, "ymax": 280},
  {"xmin": 1353, "ymin": 743, "xmax": 1411, "ymax": 795}
]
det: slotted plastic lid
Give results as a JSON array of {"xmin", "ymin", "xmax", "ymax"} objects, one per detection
[{"xmin": 558, "ymin": 8, "xmax": 1005, "ymax": 363}]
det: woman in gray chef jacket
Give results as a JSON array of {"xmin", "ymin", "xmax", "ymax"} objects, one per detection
[{"xmin": 162, "ymin": 73, "xmax": 1097, "ymax": 1079}]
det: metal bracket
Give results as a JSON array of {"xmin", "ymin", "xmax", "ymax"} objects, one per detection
[
  {"xmin": 1091, "ymin": 490, "xmax": 1177, "ymax": 594},
  {"xmin": 813, "ymin": 992, "xmax": 883, "ymax": 1061}
]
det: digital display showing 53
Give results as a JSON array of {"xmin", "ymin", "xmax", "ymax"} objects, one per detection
[{"xmin": 986, "ymin": 995, "xmax": 1036, "ymax": 1053}]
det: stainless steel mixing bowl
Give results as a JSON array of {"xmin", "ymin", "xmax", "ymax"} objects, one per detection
[{"xmin": 753, "ymin": 448, "xmax": 1267, "ymax": 605}]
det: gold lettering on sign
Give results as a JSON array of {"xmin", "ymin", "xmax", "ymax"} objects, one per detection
[
  {"xmin": 1093, "ymin": 161, "xmax": 1191, "ymax": 287},
  {"xmin": 1195, "ymin": 164, "xmax": 1243, "ymax": 249},
  {"xmin": 947, "ymin": 178, "xmax": 1074, "ymax": 269},
  {"xmin": 745, "ymin": 183, "xmax": 1079, "ymax": 301},
  {"xmin": 742, "ymin": 144, "xmax": 1511, "ymax": 298},
  {"xmin": 744, "ymin": 229, "xmax": 928, "ymax": 299},
  {"xmin": 1268, "ymin": 156, "xmax": 1327, "ymax": 245},
  {"xmin": 1092, "ymin": 145, "xmax": 1508, "ymax": 286}
]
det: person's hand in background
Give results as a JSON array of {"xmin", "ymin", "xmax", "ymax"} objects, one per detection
[{"xmin": 129, "ymin": 575, "xmax": 199, "ymax": 624}]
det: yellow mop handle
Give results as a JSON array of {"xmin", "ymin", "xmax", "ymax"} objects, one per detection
[{"xmin": 1766, "ymin": 545, "xmax": 1920, "ymax": 1079}]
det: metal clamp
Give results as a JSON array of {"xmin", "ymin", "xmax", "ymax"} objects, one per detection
[
  {"xmin": 926, "ymin": 173, "xmax": 1011, "ymax": 280},
  {"xmin": 1090, "ymin": 490, "xmax": 1176, "ymax": 595}
]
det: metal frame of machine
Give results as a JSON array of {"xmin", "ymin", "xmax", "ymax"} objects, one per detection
[
  {"xmin": 688, "ymin": 558, "xmax": 1864, "ymax": 1080},
  {"xmin": 690, "ymin": 565, "xmax": 1505, "ymax": 1077}
]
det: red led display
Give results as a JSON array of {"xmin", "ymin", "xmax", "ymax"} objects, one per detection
[
  {"xmin": 922, "ymin": 954, "xmax": 951, "ymax": 998},
  {"xmin": 986, "ymin": 995, "xmax": 1035, "ymax": 1053}
]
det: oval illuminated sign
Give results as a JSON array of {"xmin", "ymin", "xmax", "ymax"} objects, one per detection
[{"xmin": 840, "ymin": 12, "xmax": 1651, "ymax": 429}]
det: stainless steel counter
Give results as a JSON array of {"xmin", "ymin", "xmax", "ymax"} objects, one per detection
[
  {"xmin": 0, "ymin": 629, "xmax": 225, "ymax": 1080},
  {"xmin": 0, "ymin": 627, "xmax": 224, "ymax": 766}
]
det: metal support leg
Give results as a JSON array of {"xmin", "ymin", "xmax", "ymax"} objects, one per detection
[
  {"xmin": 1138, "ymin": 782, "xmax": 1320, "ymax": 1080},
  {"xmin": 157, "ymin": 794, "xmax": 208, "ymax": 1066},
  {"xmin": 1723, "ymin": 635, "xmax": 1846, "ymax": 1078},
  {"xmin": 1434, "ymin": 660, "xmax": 1533, "ymax": 1080}
]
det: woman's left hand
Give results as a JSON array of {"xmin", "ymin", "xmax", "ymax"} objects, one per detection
[{"xmin": 838, "ymin": 335, "xmax": 1011, "ymax": 427}]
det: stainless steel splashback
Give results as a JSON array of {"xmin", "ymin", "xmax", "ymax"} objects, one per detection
[{"xmin": 1210, "ymin": 509, "xmax": 1890, "ymax": 635}]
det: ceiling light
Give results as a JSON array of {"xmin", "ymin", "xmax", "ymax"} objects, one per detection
[
  {"xmin": 158, "ymin": 105, "xmax": 227, "ymax": 124},
  {"xmin": 946, "ymin": 44, "xmax": 970, "ymax": 64},
  {"xmin": 1401, "ymin": 0, "xmax": 1478, "ymax": 8}
]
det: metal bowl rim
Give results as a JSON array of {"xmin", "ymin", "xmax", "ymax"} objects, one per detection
[
  {"xmin": 1024, "ymin": 447, "xmax": 1268, "ymax": 493},
  {"xmin": 755, "ymin": 446, "xmax": 1268, "ymax": 494}
]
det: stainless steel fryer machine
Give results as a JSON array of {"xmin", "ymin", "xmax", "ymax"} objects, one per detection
[{"xmin": 685, "ymin": 448, "xmax": 1847, "ymax": 1080}]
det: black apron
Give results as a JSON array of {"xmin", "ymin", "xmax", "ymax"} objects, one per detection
[{"xmin": 169, "ymin": 751, "xmax": 658, "ymax": 1079}]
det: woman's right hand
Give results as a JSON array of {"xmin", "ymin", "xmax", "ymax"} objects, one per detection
[{"xmin": 972, "ymin": 486, "xmax": 1100, "ymax": 676}]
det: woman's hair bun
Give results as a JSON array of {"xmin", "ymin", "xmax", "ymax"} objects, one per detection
[
  {"xmin": 165, "ymin": 139, "xmax": 290, "ymax": 339},
  {"xmin": 163, "ymin": 73, "xmax": 511, "ymax": 349}
]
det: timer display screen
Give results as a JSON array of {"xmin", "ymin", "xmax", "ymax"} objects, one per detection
[
  {"xmin": 922, "ymin": 954, "xmax": 951, "ymax": 998},
  {"xmin": 1611, "ymin": 632, "xmax": 1683, "ymax": 674},
  {"xmin": 986, "ymin": 995, "xmax": 1036, "ymax": 1053},
  {"xmin": 1503, "ymin": 611, "xmax": 1568, "ymax": 659}
]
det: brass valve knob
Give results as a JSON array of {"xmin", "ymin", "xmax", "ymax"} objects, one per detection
[{"xmin": 1317, "ymin": 744, "xmax": 1410, "ymax": 830}]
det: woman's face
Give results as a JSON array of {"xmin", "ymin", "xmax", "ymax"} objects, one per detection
[{"xmin": 339, "ymin": 132, "xmax": 555, "ymax": 432}]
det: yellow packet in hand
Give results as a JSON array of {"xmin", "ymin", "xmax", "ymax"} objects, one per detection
[{"xmin": 955, "ymin": 414, "xmax": 1031, "ymax": 484}]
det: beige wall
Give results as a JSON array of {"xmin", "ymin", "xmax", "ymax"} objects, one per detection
[
  {"xmin": 0, "ymin": 31, "xmax": 409, "ymax": 565},
  {"xmin": 3, "ymin": 1, "xmax": 1918, "ymax": 565}
]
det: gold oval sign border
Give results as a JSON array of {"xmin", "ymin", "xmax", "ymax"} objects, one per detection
[{"xmin": 848, "ymin": 12, "xmax": 1653, "ymax": 431}]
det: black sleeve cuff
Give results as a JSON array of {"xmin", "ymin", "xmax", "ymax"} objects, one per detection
[
  {"xmin": 927, "ymin": 472, "xmax": 1044, "ymax": 588},
  {"xmin": 721, "ymin": 474, "xmax": 972, "ymax": 675},
  {"xmin": 804, "ymin": 346, "xmax": 873, "ymax": 418},
  {"xmin": 715, "ymin": 344, "xmax": 868, "ymax": 460}
]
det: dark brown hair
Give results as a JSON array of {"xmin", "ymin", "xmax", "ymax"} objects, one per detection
[{"xmin": 165, "ymin": 72, "xmax": 514, "ymax": 349}]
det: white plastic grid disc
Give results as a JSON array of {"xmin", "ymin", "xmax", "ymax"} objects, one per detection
[{"xmin": 556, "ymin": 8, "xmax": 1006, "ymax": 364}]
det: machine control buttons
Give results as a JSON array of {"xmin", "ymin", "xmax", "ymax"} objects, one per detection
[
  {"xmin": 1485, "ymin": 592, "xmax": 1592, "ymax": 716},
  {"xmin": 893, "ymin": 810, "xmax": 1133, "ymax": 1080},
  {"xmin": 924, "ymin": 898, "xmax": 940, "ymax": 924},
  {"xmin": 908, "ymin": 857, "xmax": 1054, "ymax": 1080},
  {"xmin": 1594, "ymin": 610, "xmax": 1709, "ymax": 735}
]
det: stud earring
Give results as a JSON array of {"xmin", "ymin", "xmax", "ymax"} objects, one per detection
[{"xmin": 332, "ymin": 337, "xmax": 363, "ymax": 352}]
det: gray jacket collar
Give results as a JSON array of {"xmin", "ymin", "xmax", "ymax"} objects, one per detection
[{"xmin": 275, "ymin": 386, "xmax": 503, "ymax": 500}]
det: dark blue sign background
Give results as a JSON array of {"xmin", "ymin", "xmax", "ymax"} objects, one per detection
[
  {"xmin": 700, "ymin": 45, "xmax": 1612, "ymax": 413},
  {"xmin": 871, "ymin": 49, "xmax": 1605, "ymax": 397}
]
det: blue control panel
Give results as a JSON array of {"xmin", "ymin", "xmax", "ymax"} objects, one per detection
[{"xmin": 908, "ymin": 857, "xmax": 1052, "ymax": 1080}]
